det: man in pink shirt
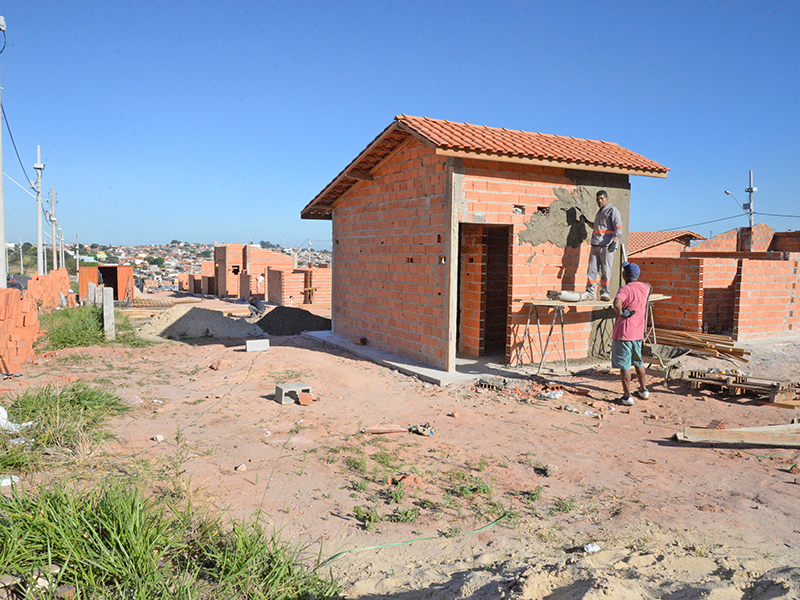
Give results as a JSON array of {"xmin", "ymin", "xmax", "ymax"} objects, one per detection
[{"xmin": 612, "ymin": 261, "xmax": 651, "ymax": 406}]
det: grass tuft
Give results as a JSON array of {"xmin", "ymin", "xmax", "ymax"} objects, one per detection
[
  {"xmin": 0, "ymin": 484, "xmax": 339, "ymax": 598},
  {"xmin": 0, "ymin": 384, "xmax": 128, "ymax": 472},
  {"xmin": 36, "ymin": 305, "xmax": 154, "ymax": 351}
]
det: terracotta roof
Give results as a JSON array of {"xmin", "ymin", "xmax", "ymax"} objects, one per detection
[
  {"xmin": 302, "ymin": 115, "xmax": 669, "ymax": 220},
  {"xmin": 628, "ymin": 230, "xmax": 705, "ymax": 255}
]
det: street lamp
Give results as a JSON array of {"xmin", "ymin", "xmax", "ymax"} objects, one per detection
[{"xmin": 725, "ymin": 170, "xmax": 756, "ymax": 229}]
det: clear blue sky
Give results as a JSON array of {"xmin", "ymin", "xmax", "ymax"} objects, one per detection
[{"xmin": 1, "ymin": 1, "xmax": 798, "ymax": 249}]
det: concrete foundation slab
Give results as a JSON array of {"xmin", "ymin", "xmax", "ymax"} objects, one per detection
[{"xmin": 303, "ymin": 331, "xmax": 531, "ymax": 386}]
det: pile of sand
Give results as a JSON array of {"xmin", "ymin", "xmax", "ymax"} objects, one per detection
[
  {"xmin": 256, "ymin": 306, "xmax": 331, "ymax": 336},
  {"xmin": 138, "ymin": 305, "xmax": 266, "ymax": 340}
]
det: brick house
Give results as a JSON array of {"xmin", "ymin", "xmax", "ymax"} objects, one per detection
[
  {"xmin": 301, "ymin": 115, "xmax": 668, "ymax": 371},
  {"xmin": 628, "ymin": 230, "xmax": 704, "ymax": 258}
]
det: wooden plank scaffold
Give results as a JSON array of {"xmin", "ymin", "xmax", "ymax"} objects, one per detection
[{"xmin": 515, "ymin": 294, "xmax": 670, "ymax": 374}]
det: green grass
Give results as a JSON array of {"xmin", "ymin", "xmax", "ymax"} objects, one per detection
[
  {"xmin": 0, "ymin": 384, "xmax": 128, "ymax": 472},
  {"xmin": 36, "ymin": 305, "xmax": 154, "ymax": 350},
  {"xmin": 0, "ymin": 483, "xmax": 339, "ymax": 599}
]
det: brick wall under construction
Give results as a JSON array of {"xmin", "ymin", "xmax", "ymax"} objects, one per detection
[
  {"xmin": 638, "ymin": 254, "xmax": 800, "ymax": 340},
  {"xmin": 332, "ymin": 139, "xmax": 450, "ymax": 366},
  {"xmin": 0, "ymin": 269, "xmax": 73, "ymax": 374}
]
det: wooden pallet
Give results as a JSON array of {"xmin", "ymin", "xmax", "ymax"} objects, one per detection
[{"xmin": 683, "ymin": 370, "xmax": 799, "ymax": 404}]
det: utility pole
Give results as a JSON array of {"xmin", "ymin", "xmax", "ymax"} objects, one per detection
[
  {"xmin": 76, "ymin": 234, "xmax": 80, "ymax": 284},
  {"xmin": 744, "ymin": 170, "xmax": 756, "ymax": 229},
  {"xmin": 19, "ymin": 238, "xmax": 22, "ymax": 274},
  {"xmin": 0, "ymin": 15, "xmax": 7, "ymax": 288},
  {"xmin": 50, "ymin": 189, "xmax": 57, "ymax": 270},
  {"xmin": 34, "ymin": 146, "xmax": 45, "ymax": 274},
  {"xmin": 59, "ymin": 229, "xmax": 64, "ymax": 270}
]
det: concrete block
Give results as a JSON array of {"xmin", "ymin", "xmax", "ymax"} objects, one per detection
[
  {"xmin": 246, "ymin": 339, "xmax": 270, "ymax": 352},
  {"xmin": 275, "ymin": 382, "xmax": 312, "ymax": 405}
]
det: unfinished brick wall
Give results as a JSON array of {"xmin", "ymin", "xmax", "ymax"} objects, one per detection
[
  {"xmin": 458, "ymin": 224, "xmax": 487, "ymax": 357},
  {"xmin": 770, "ymin": 232, "xmax": 800, "ymax": 252},
  {"xmin": 701, "ymin": 258, "xmax": 739, "ymax": 334},
  {"xmin": 201, "ymin": 276, "xmax": 214, "ymax": 295},
  {"xmin": 459, "ymin": 158, "xmax": 627, "ymax": 364},
  {"xmin": 245, "ymin": 246, "xmax": 295, "ymax": 274},
  {"xmin": 297, "ymin": 268, "xmax": 332, "ymax": 305},
  {"xmin": 213, "ymin": 244, "xmax": 295, "ymax": 299},
  {"xmin": 686, "ymin": 229, "xmax": 739, "ymax": 253},
  {"xmin": 178, "ymin": 273, "xmax": 190, "ymax": 292},
  {"xmin": 266, "ymin": 269, "xmax": 302, "ymax": 306},
  {"xmin": 201, "ymin": 261, "xmax": 214, "ymax": 276},
  {"xmin": 738, "ymin": 224, "xmax": 775, "ymax": 252},
  {"xmin": 213, "ymin": 243, "xmax": 244, "ymax": 298},
  {"xmin": 637, "ymin": 257, "xmax": 704, "ymax": 332},
  {"xmin": 733, "ymin": 257, "xmax": 800, "ymax": 339},
  {"xmin": 332, "ymin": 138, "xmax": 450, "ymax": 366},
  {"xmin": 632, "ymin": 239, "xmax": 690, "ymax": 258}
]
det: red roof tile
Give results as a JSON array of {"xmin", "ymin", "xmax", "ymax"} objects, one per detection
[
  {"xmin": 396, "ymin": 115, "xmax": 669, "ymax": 175},
  {"xmin": 302, "ymin": 115, "xmax": 669, "ymax": 219},
  {"xmin": 628, "ymin": 230, "xmax": 705, "ymax": 254}
]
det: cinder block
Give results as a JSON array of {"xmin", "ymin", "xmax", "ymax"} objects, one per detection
[
  {"xmin": 275, "ymin": 382, "xmax": 312, "ymax": 405},
  {"xmin": 245, "ymin": 339, "xmax": 270, "ymax": 352}
]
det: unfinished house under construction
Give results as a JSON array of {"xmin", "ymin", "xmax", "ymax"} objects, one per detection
[
  {"xmin": 181, "ymin": 244, "xmax": 332, "ymax": 307},
  {"xmin": 301, "ymin": 115, "xmax": 669, "ymax": 371}
]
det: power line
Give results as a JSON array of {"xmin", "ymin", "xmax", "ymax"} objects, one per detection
[
  {"xmin": 755, "ymin": 211, "xmax": 800, "ymax": 219},
  {"xmin": 3, "ymin": 172, "xmax": 36, "ymax": 198},
  {"xmin": 657, "ymin": 214, "xmax": 745, "ymax": 232},
  {"xmin": 1, "ymin": 105, "xmax": 33, "ymax": 187}
]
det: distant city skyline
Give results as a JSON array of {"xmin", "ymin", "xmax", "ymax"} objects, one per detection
[{"xmin": 1, "ymin": 2, "xmax": 798, "ymax": 249}]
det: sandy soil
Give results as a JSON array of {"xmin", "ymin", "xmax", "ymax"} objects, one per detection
[{"xmin": 8, "ymin": 296, "xmax": 800, "ymax": 599}]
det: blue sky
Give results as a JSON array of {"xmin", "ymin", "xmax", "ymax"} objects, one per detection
[{"xmin": 1, "ymin": 1, "xmax": 798, "ymax": 249}]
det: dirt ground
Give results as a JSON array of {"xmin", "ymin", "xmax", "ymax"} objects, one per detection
[{"xmin": 8, "ymin": 295, "xmax": 800, "ymax": 599}]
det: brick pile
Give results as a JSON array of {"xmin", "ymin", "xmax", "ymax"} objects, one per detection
[{"xmin": 0, "ymin": 269, "xmax": 72, "ymax": 374}]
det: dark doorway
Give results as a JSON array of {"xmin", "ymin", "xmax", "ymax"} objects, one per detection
[
  {"xmin": 456, "ymin": 224, "xmax": 510, "ymax": 359},
  {"xmin": 484, "ymin": 226, "xmax": 510, "ymax": 356}
]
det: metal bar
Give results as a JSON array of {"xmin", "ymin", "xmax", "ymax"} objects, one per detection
[
  {"xmin": 558, "ymin": 306, "xmax": 568, "ymax": 373},
  {"xmin": 517, "ymin": 302, "xmax": 535, "ymax": 367},
  {"xmin": 537, "ymin": 308, "xmax": 559, "ymax": 375}
]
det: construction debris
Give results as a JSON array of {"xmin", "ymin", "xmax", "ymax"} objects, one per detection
[
  {"xmin": 683, "ymin": 369, "xmax": 799, "ymax": 405},
  {"xmin": 674, "ymin": 421, "xmax": 800, "ymax": 447},
  {"xmin": 651, "ymin": 328, "xmax": 751, "ymax": 362}
]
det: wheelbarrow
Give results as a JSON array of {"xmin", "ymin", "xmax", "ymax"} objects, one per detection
[{"xmin": 642, "ymin": 343, "xmax": 692, "ymax": 383}]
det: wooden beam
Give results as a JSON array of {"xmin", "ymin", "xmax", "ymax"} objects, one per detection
[{"xmin": 675, "ymin": 423, "xmax": 800, "ymax": 447}]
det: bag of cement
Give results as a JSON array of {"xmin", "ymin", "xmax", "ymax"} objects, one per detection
[{"xmin": 546, "ymin": 290, "xmax": 592, "ymax": 302}]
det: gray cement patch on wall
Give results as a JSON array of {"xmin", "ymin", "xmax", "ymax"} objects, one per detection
[{"xmin": 518, "ymin": 186, "xmax": 597, "ymax": 249}]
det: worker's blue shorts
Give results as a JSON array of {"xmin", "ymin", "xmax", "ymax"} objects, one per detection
[{"xmin": 611, "ymin": 339, "xmax": 644, "ymax": 370}]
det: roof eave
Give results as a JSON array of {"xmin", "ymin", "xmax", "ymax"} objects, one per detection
[
  {"xmin": 434, "ymin": 148, "xmax": 669, "ymax": 179},
  {"xmin": 301, "ymin": 121, "xmax": 414, "ymax": 220}
]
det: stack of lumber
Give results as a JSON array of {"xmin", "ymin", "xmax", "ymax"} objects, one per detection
[{"xmin": 652, "ymin": 328, "xmax": 750, "ymax": 362}]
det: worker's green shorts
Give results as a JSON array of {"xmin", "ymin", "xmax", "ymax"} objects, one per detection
[{"xmin": 611, "ymin": 339, "xmax": 644, "ymax": 370}]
